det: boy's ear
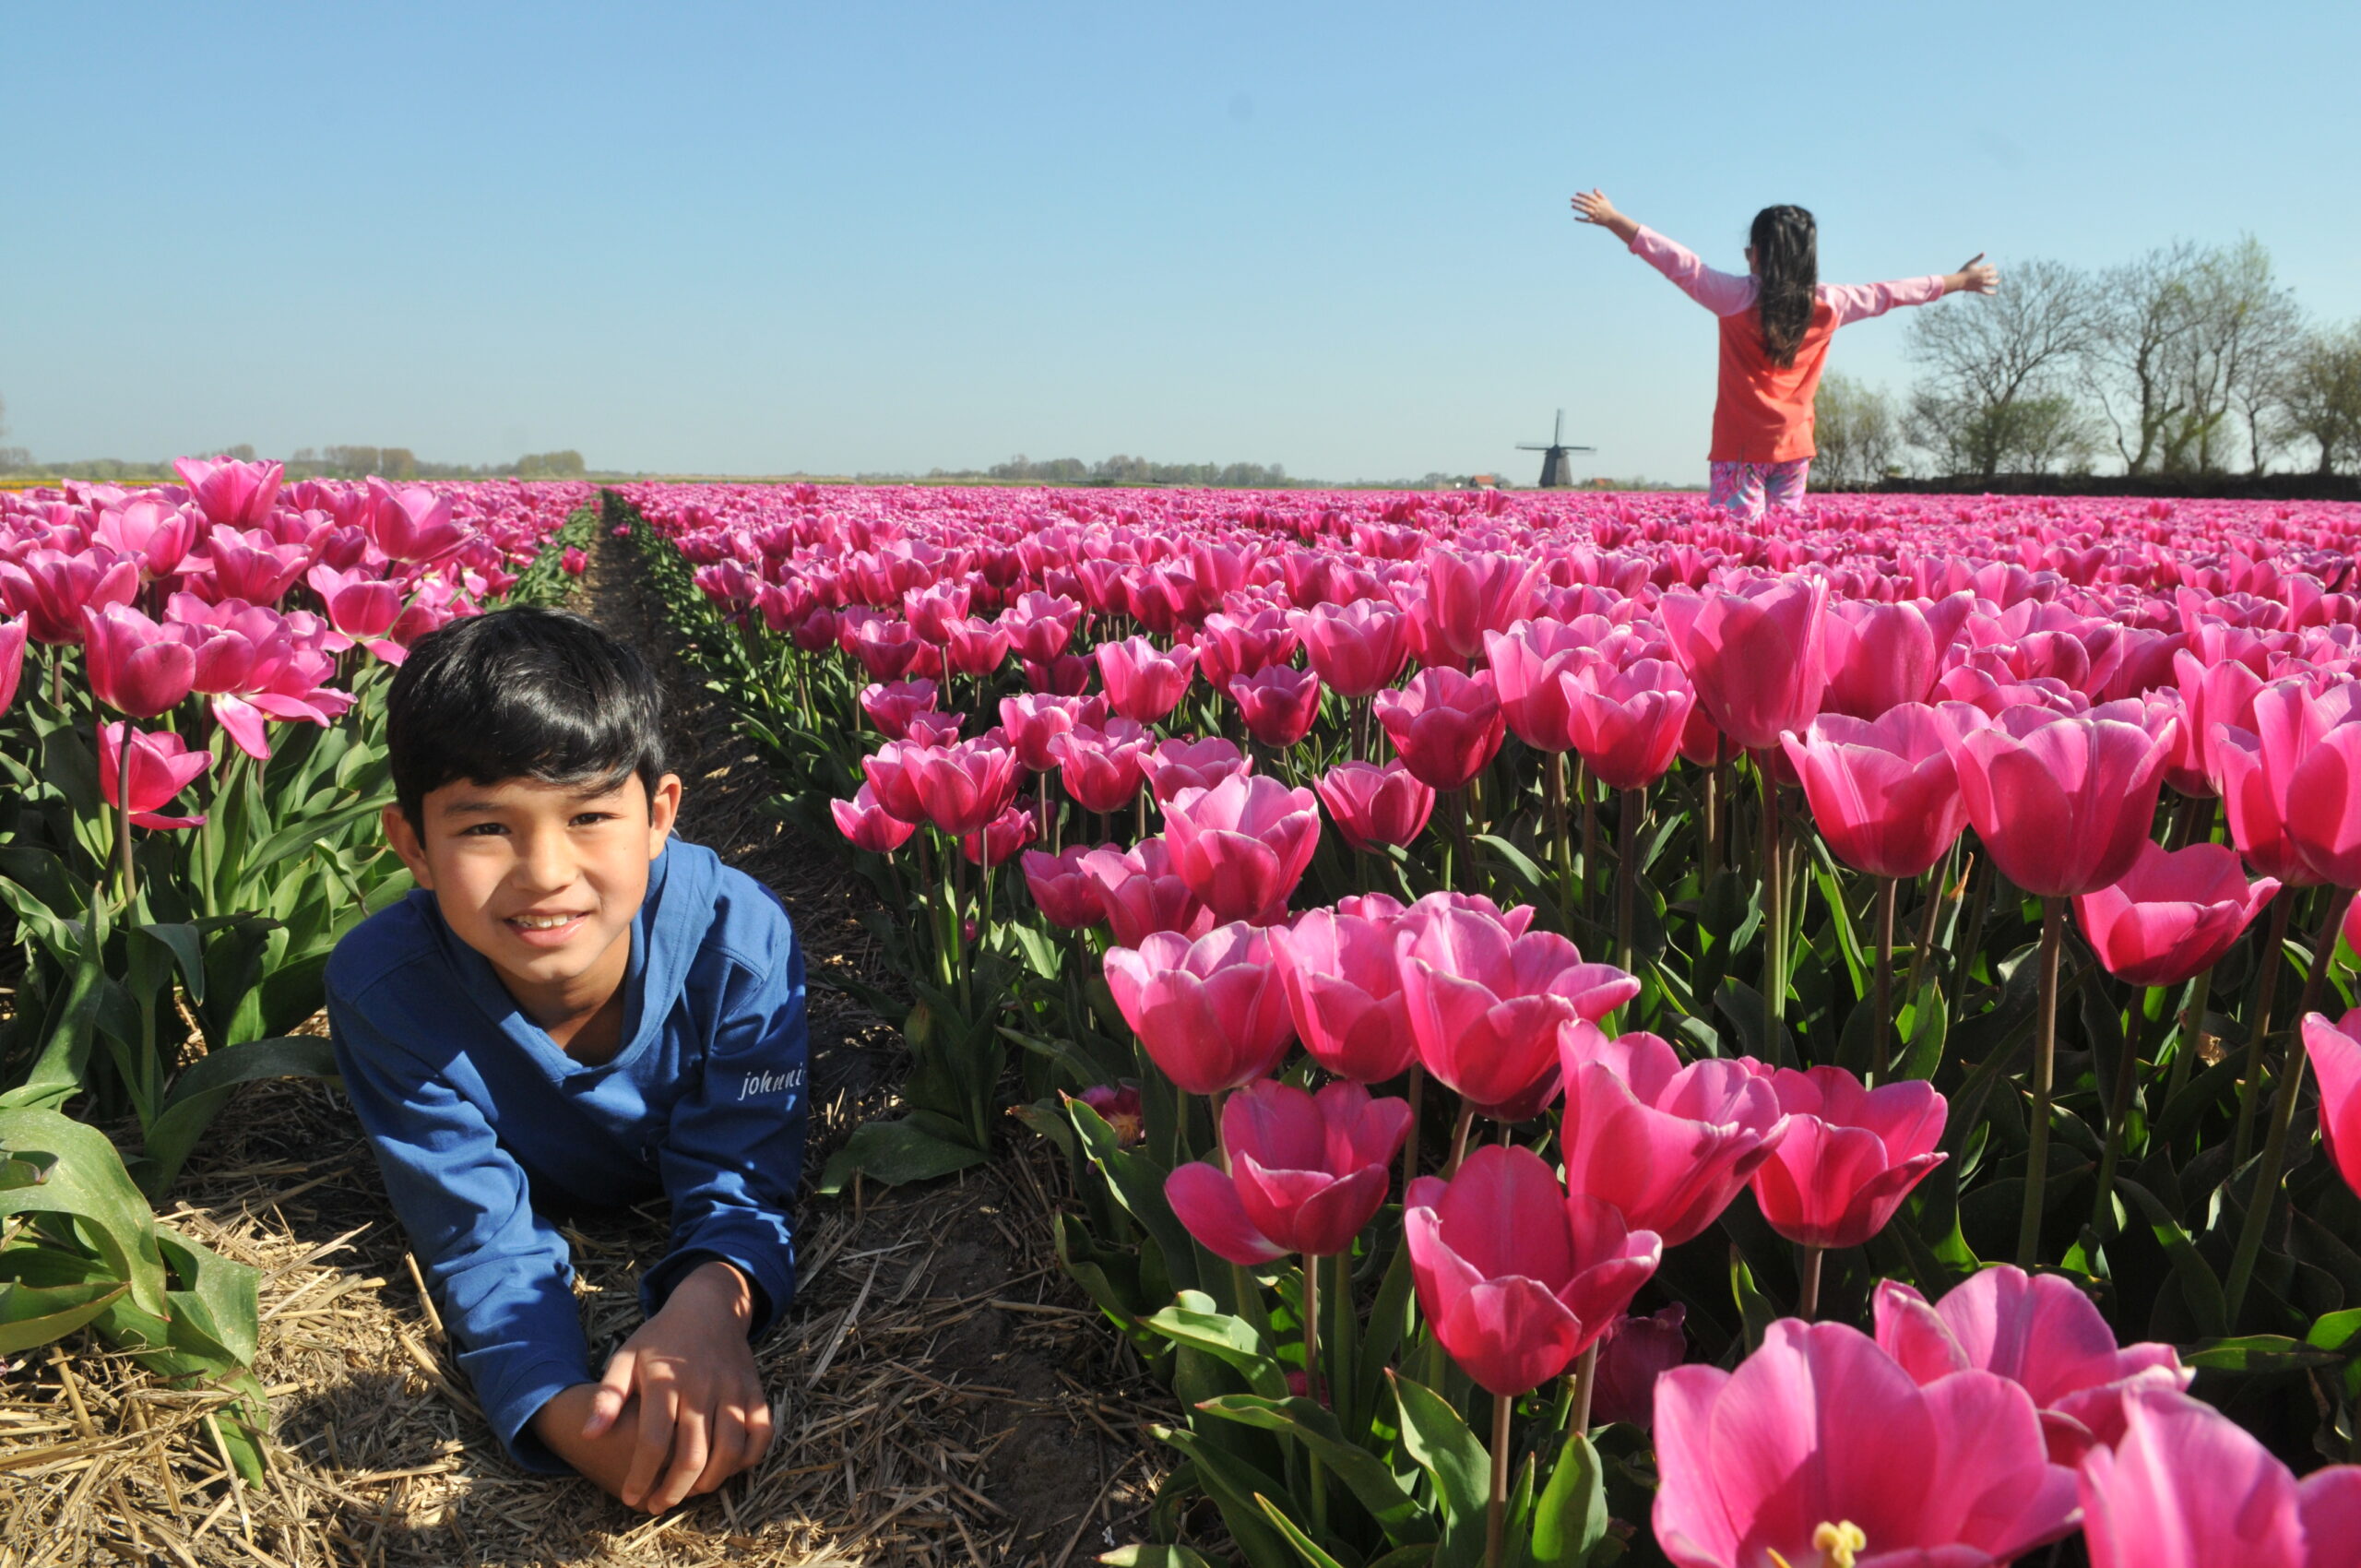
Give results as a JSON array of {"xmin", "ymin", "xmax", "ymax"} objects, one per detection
[
  {"xmin": 647, "ymin": 774, "xmax": 683, "ymax": 857},
  {"xmin": 383, "ymin": 802, "xmax": 434, "ymax": 889}
]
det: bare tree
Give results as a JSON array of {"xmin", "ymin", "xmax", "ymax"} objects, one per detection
[
  {"xmin": 1907, "ymin": 257, "xmax": 2099, "ymax": 480},
  {"xmin": 2194, "ymin": 238, "xmax": 2307, "ymax": 474},
  {"xmin": 2084, "ymin": 243, "xmax": 2200, "ymax": 474},
  {"xmin": 2274, "ymin": 322, "xmax": 2361, "ymax": 475},
  {"xmin": 1811, "ymin": 373, "xmax": 1901, "ymax": 488}
]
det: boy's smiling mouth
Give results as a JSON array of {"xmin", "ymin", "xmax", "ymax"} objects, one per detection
[{"xmin": 505, "ymin": 910, "xmax": 592, "ymax": 946}]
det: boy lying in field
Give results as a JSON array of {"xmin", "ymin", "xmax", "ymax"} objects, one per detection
[{"xmin": 326, "ymin": 607, "xmax": 808, "ymax": 1513}]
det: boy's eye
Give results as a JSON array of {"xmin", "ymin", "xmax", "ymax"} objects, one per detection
[
  {"xmin": 571, "ymin": 812, "xmax": 617, "ymax": 827},
  {"xmin": 457, "ymin": 822, "xmax": 508, "ymax": 837}
]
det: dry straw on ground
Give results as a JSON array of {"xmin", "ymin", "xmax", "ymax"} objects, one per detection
[{"xmin": 0, "ymin": 533, "xmax": 1174, "ymax": 1566}]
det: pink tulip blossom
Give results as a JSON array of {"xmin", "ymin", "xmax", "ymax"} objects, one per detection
[
  {"xmin": 1079, "ymin": 837, "xmax": 1215, "ymax": 947},
  {"xmin": 82, "ymin": 604, "xmax": 198, "ymax": 719},
  {"xmin": 1298, "ymin": 598, "xmax": 1409, "ymax": 697},
  {"xmin": 1144, "ymin": 735, "xmax": 1252, "ymax": 804},
  {"xmin": 1096, "ymin": 636, "xmax": 1197, "ymax": 724},
  {"xmin": 1022, "ymin": 844, "xmax": 1106, "ymax": 930},
  {"xmin": 1660, "ymin": 576, "xmax": 1830, "ymax": 753},
  {"xmin": 831, "ymin": 784, "xmax": 919, "ymax": 853},
  {"xmin": 1267, "ymin": 905, "xmax": 1417, "ymax": 1083},
  {"xmin": 1313, "ymin": 757, "xmax": 1435, "ymax": 852},
  {"xmin": 1228, "ymin": 664, "xmax": 1323, "ymax": 748},
  {"xmin": 2305, "ymin": 1010, "xmax": 2361, "ymax": 1204},
  {"xmin": 1564, "ymin": 658, "xmax": 1696, "ymax": 791},
  {"xmin": 2073, "ymin": 840, "xmax": 2280, "ymax": 987},
  {"xmin": 1940, "ymin": 700, "xmax": 2178, "ymax": 897},
  {"xmin": 1102, "ymin": 922, "xmax": 1295, "ymax": 1096},
  {"xmin": 1160, "ymin": 772, "xmax": 1321, "ymax": 926},
  {"xmin": 1374, "ymin": 667, "xmax": 1507, "ymax": 792},
  {"xmin": 98, "ymin": 721, "xmax": 212, "ymax": 829},
  {"xmin": 1750, "ymin": 1064, "xmax": 1947, "ymax": 1251},
  {"xmin": 1165, "ymin": 1079, "xmax": 1410, "ymax": 1263},
  {"xmin": 1781, "ymin": 705, "xmax": 1971, "ymax": 880}
]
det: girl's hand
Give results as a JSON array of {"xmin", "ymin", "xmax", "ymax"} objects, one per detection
[
  {"xmin": 1571, "ymin": 189, "xmax": 1639, "ymax": 242},
  {"xmin": 1948, "ymin": 254, "xmax": 1999, "ymax": 294}
]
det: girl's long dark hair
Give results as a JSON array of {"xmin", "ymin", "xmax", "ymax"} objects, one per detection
[{"xmin": 1750, "ymin": 205, "xmax": 1818, "ymax": 368}]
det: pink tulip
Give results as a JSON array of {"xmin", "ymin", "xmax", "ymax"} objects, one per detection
[
  {"xmin": 0, "ymin": 618, "xmax": 27, "ymax": 719},
  {"xmin": 1397, "ymin": 905, "xmax": 1639, "ymax": 1121},
  {"xmin": 998, "ymin": 692, "xmax": 1109, "ymax": 772},
  {"xmin": 943, "ymin": 615, "xmax": 1013, "ymax": 677},
  {"xmin": 2214, "ymin": 724, "xmax": 2326, "ymax": 885},
  {"xmin": 1001, "ymin": 591, "xmax": 1082, "ymax": 662},
  {"xmin": 1196, "ymin": 608, "xmax": 1299, "ymax": 690},
  {"xmin": 82, "ymin": 604, "xmax": 197, "ymax": 719},
  {"xmin": 198, "ymin": 529, "xmax": 309, "ymax": 606},
  {"xmin": 1556, "ymin": 1024, "xmax": 1788, "ymax": 1245},
  {"xmin": 1940, "ymin": 701, "xmax": 2177, "ymax": 897},
  {"xmin": 560, "ymin": 547, "xmax": 587, "ymax": 576},
  {"xmin": 860, "ymin": 740, "xmax": 930, "ymax": 824},
  {"xmin": 1161, "ymin": 772, "xmax": 1321, "ymax": 926},
  {"xmin": 902, "ymin": 581, "xmax": 970, "ymax": 643},
  {"xmin": 365, "ymin": 480, "xmax": 470, "ymax": 563},
  {"xmin": 1024, "ymin": 651, "xmax": 1094, "ymax": 695},
  {"xmin": 173, "ymin": 456, "xmax": 283, "ymax": 527},
  {"xmin": 1659, "ymin": 576, "xmax": 1829, "ymax": 752},
  {"xmin": 1374, "ymin": 667, "xmax": 1507, "ymax": 792},
  {"xmin": 1050, "ymin": 719, "xmax": 1156, "ymax": 814},
  {"xmin": 1298, "ymin": 598, "xmax": 1409, "ymax": 697},
  {"xmin": 2077, "ymin": 1384, "xmax": 2361, "ymax": 1568},
  {"xmin": 907, "ymin": 738, "xmax": 1020, "ymax": 837},
  {"xmin": 305, "ymin": 564, "xmax": 406, "ymax": 662},
  {"xmin": 1022, "ymin": 845, "xmax": 1106, "ymax": 930},
  {"xmin": 1404, "ymin": 1145, "xmax": 1660, "ymax": 1396},
  {"xmin": 1144, "ymin": 735, "xmax": 1251, "ymax": 805},
  {"xmin": 97, "ymin": 721, "xmax": 212, "ymax": 829},
  {"xmin": 1873, "ymin": 1265, "xmax": 2191, "ymax": 1465},
  {"xmin": 95, "ymin": 500, "xmax": 201, "ymax": 578},
  {"xmin": 1228, "ymin": 665, "xmax": 1323, "ymax": 748},
  {"xmin": 1483, "ymin": 618, "xmax": 1601, "ymax": 753},
  {"xmin": 2305, "ymin": 1010, "xmax": 2361, "ymax": 1204},
  {"xmin": 960, "ymin": 802, "xmax": 1037, "ymax": 866},
  {"xmin": 0, "ymin": 549, "xmax": 139, "ymax": 645},
  {"xmin": 831, "ymin": 784, "xmax": 918, "ymax": 853},
  {"xmin": 1079, "ymin": 837, "xmax": 1215, "ymax": 947},
  {"xmin": 1400, "ymin": 549, "xmax": 1542, "ymax": 670},
  {"xmin": 1102, "ymin": 922, "xmax": 1295, "ymax": 1096},
  {"xmin": 1313, "ymin": 758, "xmax": 1435, "ymax": 852},
  {"xmin": 1587, "ymin": 1304, "xmax": 1688, "ymax": 1430},
  {"xmin": 1819, "ymin": 593, "xmax": 1970, "ymax": 719},
  {"xmin": 1268, "ymin": 906, "xmax": 1418, "ymax": 1083},
  {"xmin": 1096, "ymin": 636, "xmax": 1197, "ymax": 724},
  {"xmin": 848, "ymin": 618, "xmax": 925, "ymax": 681},
  {"xmin": 2253, "ymin": 679, "xmax": 2361, "ymax": 887},
  {"xmin": 1653, "ymin": 1319, "xmax": 2079, "ymax": 1568},
  {"xmin": 1750, "ymin": 1064, "xmax": 1947, "ymax": 1250},
  {"xmin": 1564, "ymin": 658, "xmax": 1696, "ymax": 791},
  {"xmin": 2073, "ymin": 840, "xmax": 2280, "ymax": 987},
  {"xmin": 1165, "ymin": 1080, "xmax": 1411, "ymax": 1263},
  {"xmin": 1781, "ymin": 705, "xmax": 1971, "ymax": 880},
  {"xmin": 859, "ymin": 678, "xmax": 942, "ymax": 741}
]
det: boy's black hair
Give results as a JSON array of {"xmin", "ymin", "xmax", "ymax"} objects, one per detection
[
  {"xmin": 386, "ymin": 606, "xmax": 666, "ymax": 826},
  {"xmin": 1750, "ymin": 205, "xmax": 1819, "ymax": 369}
]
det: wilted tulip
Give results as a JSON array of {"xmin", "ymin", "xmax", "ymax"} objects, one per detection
[
  {"xmin": 1374, "ymin": 667, "xmax": 1506, "ymax": 792},
  {"xmin": 830, "ymin": 784, "xmax": 919, "ymax": 854},
  {"xmin": 1073, "ymin": 1084, "xmax": 1145, "ymax": 1147},
  {"xmin": 1654, "ymin": 1320, "xmax": 2079, "ymax": 1568},
  {"xmin": 1750, "ymin": 1064, "xmax": 1947, "ymax": 1251},
  {"xmin": 2073, "ymin": 840, "xmax": 2279, "ymax": 987},
  {"xmin": 1873, "ymin": 1265, "xmax": 2191, "ymax": 1465},
  {"xmin": 1556, "ymin": 1025, "xmax": 1787, "ymax": 1245},
  {"xmin": 1404, "ymin": 1146, "xmax": 1660, "ymax": 1396},
  {"xmin": 1102, "ymin": 922, "xmax": 1295, "ymax": 1096},
  {"xmin": 98, "ymin": 721, "xmax": 212, "ymax": 829},
  {"xmin": 1160, "ymin": 772, "xmax": 1321, "ymax": 926}
]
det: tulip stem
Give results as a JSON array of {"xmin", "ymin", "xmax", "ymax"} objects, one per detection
[
  {"xmin": 2233, "ymin": 895, "xmax": 2294, "ymax": 1169},
  {"xmin": 1702, "ymin": 757, "xmax": 1722, "ymax": 874},
  {"xmin": 1301, "ymin": 1257, "xmax": 1328, "ymax": 1528},
  {"xmin": 113, "ymin": 724, "xmax": 137, "ymax": 914},
  {"xmin": 1402, "ymin": 1065, "xmax": 1425, "ymax": 1190},
  {"xmin": 2090, "ymin": 987, "xmax": 2153, "ymax": 1240},
  {"xmin": 1329, "ymin": 1252, "xmax": 1356, "ymax": 1431},
  {"xmin": 1899, "ymin": 851, "xmax": 1949, "ymax": 1015},
  {"xmin": 1570, "ymin": 1342, "xmax": 1599, "ymax": 1432},
  {"xmin": 2015, "ymin": 897, "xmax": 2067, "ymax": 1270},
  {"xmin": 1548, "ymin": 753, "xmax": 1574, "ymax": 921},
  {"xmin": 1872, "ymin": 877, "xmax": 1898, "ymax": 1083},
  {"xmin": 2226, "ymin": 886, "xmax": 2356, "ymax": 1324},
  {"xmin": 1797, "ymin": 1245, "xmax": 1824, "ymax": 1319},
  {"xmin": 2163, "ymin": 963, "xmax": 2213, "ymax": 1124},
  {"xmin": 1487, "ymin": 1389, "xmax": 1512, "ymax": 1568},
  {"xmin": 1446, "ymin": 1104, "xmax": 1476, "ymax": 1177},
  {"xmin": 1616, "ymin": 789, "xmax": 1641, "ymax": 981},
  {"xmin": 1759, "ymin": 763, "xmax": 1786, "ymax": 1038},
  {"xmin": 1580, "ymin": 775, "xmax": 1599, "ymax": 919},
  {"xmin": 1949, "ymin": 855, "xmax": 1994, "ymax": 1028}
]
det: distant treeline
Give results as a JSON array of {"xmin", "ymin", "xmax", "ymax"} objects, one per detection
[
  {"xmin": 903, "ymin": 454, "xmax": 1303, "ymax": 488},
  {"xmin": 0, "ymin": 443, "xmax": 588, "ymax": 483}
]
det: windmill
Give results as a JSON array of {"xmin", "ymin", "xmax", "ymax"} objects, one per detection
[{"xmin": 1516, "ymin": 409, "xmax": 1595, "ymax": 489}]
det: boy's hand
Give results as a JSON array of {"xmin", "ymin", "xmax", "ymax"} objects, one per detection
[
  {"xmin": 544, "ymin": 1260, "xmax": 775, "ymax": 1513},
  {"xmin": 1948, "ymin": 253, "xmax": 1999, "ymax": 294},
  {"xmin": 1571, "ymin": 188, "xmax": 1638, "ymax": 242}
]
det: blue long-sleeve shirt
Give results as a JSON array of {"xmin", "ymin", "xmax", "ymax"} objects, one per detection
[{"xmin": 326, "ymin": 839, "xmax": 808, "ymax": 1472}]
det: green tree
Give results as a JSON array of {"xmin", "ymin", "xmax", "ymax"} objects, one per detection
[{"xmin": 1811, "ymin": 374, "xmax": 1901, "ymax": 489}]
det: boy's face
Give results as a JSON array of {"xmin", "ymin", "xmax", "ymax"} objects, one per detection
[{"xmin": 384, "ymin": 770, "xmax": 683, "ymax": 1013}]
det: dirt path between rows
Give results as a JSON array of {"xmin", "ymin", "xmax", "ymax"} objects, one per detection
[{"xmin": 0, "ymin": 527, "xmax": 1170, "ymax": 1567}]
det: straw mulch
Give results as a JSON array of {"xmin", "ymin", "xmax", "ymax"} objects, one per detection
[{"xmin": 0, "ymin": 531, "xmax": 1175, "ymax": 1566}]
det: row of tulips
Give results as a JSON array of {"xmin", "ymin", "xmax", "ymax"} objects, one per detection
[
  {"xmin": 0, "ymin": 458, "xmax": 589, "ymax": 1478},
  {"xmin": 623, "ymin": 480, "xmax": 2361, "ymax": 1568}
]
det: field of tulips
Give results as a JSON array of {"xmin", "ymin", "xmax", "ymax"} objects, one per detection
[
  {"xmin": 0, "ymin": 460, "xmax": 590, "ymax": 1478},
  {"xmin": 621, "ymin": 477, "xmax": 2361, "ymax": 1568}
]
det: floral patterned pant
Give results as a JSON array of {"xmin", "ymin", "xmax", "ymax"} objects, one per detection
[{"xmin": 1706, "ymin": 458, "xmax": 1812, "ymax": 522}]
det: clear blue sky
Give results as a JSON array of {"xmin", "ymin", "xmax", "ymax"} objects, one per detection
[{"xmin": 6, "ymin": 1, "xmax": 2356, "ymax": 483}]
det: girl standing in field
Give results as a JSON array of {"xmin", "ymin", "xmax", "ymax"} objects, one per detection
[{"xmin": 1571, "ymin": 191, "xmax": 1998, "ymax": 520}]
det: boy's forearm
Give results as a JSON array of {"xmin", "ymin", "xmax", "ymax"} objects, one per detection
[{"xmin": 532, "ymin": 1384, "xmax": 647, "ymax": 1500}]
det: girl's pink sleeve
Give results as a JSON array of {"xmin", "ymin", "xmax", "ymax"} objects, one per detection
[
  {"xmin": 1626, "ymin": 226, "xmax": 1758, "ymax": 316},
  {"xmin": 1819, "ymin": 276, "xmax": 1950, "ymax": 327}
]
